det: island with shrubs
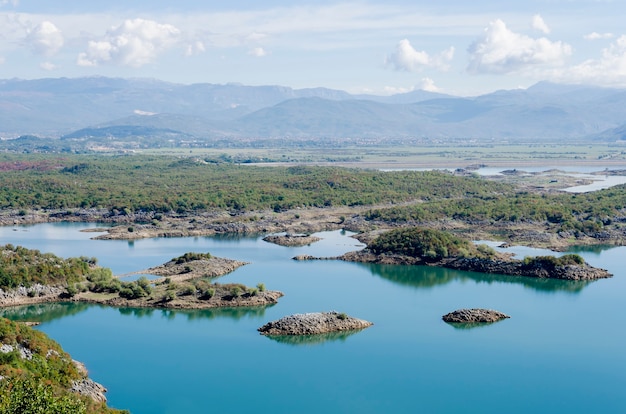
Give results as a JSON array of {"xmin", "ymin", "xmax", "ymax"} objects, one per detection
[
  {"xmin": 338, "ymin": 227, "xmax": 612, "ymax": 281},
  {"xmin": 0, "ymin": 245, "xmax": 282, "ymax": 310}
]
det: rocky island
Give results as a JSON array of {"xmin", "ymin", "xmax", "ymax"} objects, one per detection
[
  {"xmin": 442, "ymin": 308, "xmax": 510, "ymax": 323},
  {"xmin": 258, "ymin": 311, "xmax": 373, "ymax": 336},
  {"xmin": 338, "ymin": 227, "xmax": 612, "ymax": 281},
  {"xmin": 262, "ymin": 233, "xmax": 321, "ymax": 247}
]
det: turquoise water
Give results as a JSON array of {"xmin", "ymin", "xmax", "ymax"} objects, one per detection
[{"xmin": 1, "ymin": 223, "xmax": 625, "ymax": 413}]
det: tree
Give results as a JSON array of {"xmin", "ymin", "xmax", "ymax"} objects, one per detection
[{"xmin": 0, "ymin": 377, "xmax": 87, "ymax": 414}]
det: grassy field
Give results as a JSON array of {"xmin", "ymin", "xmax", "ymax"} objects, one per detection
[{"xmin": 141, "ymin": 144, "xmax": 626, "ymax": 169}]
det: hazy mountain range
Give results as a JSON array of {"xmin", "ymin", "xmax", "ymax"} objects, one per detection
[{"xmin": 1, "ymin": 77, "xmax": 625, "ymax": 144}]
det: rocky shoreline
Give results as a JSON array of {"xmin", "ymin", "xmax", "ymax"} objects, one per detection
[
  {"xmin": 258, "ymin": 311, "xmax": 373, "ymax": 336},
  {"xmin": 2, "ymin": 206, "xmax": 625, "ymax": 252}
]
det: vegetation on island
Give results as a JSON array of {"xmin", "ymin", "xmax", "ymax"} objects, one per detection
[
  {"xmin": 0, "ymin": 244, "xmax": 273, "ymax": 309},
  {"xmin": 368, "ymin": 227, "xmax": 496, "ymax": 261},
  {"xmin": 0, "ymin": 318, "xmax": 127, "ymax": 413},
  {"xmin": 0, "ymin": 154, "xmax": 624, "ymax": 247},
  {"xmin": 0, "ymin": 154, "xmax": 507, "ymax": 212},
  {"xmin": 0, "ymin": 245, "xmax": 95, "ymax": 290},
  {"xmin": 365, "ymin": 186, "xmax": 626, "ymax": 236}
]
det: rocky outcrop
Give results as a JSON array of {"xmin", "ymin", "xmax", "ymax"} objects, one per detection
[
  {"xmin": 263, "ymin": 233, "xmax": 321, "ymax": 247},
  {"xmin": 442, "ymin": 308, "xmax": 510, "ymax": 323},
  {"xmin": 258, "ymin": 311, "xmax": 373, "ymax": 336},
  {"xmin": 137, "ymin": 256, "xmax": 248, "ymax": 283},
  {"xmin": 71, "ymin": 377, "xmax": 107, "ymax": 403},
  {"xmin": 0, "ymin": 284, "xmax": 65, "ymax": 307}
]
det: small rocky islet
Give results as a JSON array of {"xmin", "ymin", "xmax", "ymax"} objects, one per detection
[
  {"xmin": 258, "ymin": 311, "xmax": 373, "ymax": 336},
  {"xmin": 442, "ymin": 308, "xmax": 510, "ymax": 324},
  {"xmin": 262, "ymin": 233, "xmax": 322, "ymax": 247}
]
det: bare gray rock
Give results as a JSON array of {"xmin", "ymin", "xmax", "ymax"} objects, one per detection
[
  {"xmin": 442, "ymin": 308, "xmax": 510, "ymax": 323},
  {"xmin": 259, "ymin": 311, "xmax": 373, "ymax": 336}
]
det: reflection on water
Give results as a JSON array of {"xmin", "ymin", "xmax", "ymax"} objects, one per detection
[
  {"xmin": 263, "ymin": 329, "xmax": 363, "ymax": 346},
  {"xmin": 444, "ymin": 320, "xmax": 508, "ymax": 330},
  {"xmin": 0, "ymin": 302, "xmax": 274, "ymax": 324},
  {"xmin": 118, "ymin": 304, "xmax": 273, "ymax": 321},
  {"xmin": 360, "ymin": 262, "xmax": 594, "ymax": 294},
  {"xmin": 0, "ymin": 302, "xmax": 91, "ymax": 323}
]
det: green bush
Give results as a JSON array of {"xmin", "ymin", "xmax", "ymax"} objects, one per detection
[
  {"xmin": 179, "ymin": 285, "xmax": 196, "ymax": 296},
  {"xmin": 173, "ymin": 252, "xmax": 212, "ymax": 264},
  {"xmin": 230, "ymin": 286, "xmax": 242, "ymax": 298},
  {"xmin": 0, "ymin": 377, "xmax": 87, "ymax": 414},
  {"xmin": 201, "ymin": 288, "xmax": 215, "ymax": 299}
]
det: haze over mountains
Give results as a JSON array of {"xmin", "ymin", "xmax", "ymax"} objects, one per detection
[{"xmin": 1, "ymin": 77, "xmax": 625, "ymax": 145}]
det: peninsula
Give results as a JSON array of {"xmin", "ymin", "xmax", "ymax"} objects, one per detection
[
  {"xmin": 0, "ymin": 246, "xmax": 282, "ymax": 310},
  {"xmin": 336, "ymin": 228, "xmax": 611, "ymax": 281}
]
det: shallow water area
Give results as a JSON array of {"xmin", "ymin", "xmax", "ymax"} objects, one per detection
[{"xmin": 0, "ymin": 224, "xmax": 625, "ymax": 413}]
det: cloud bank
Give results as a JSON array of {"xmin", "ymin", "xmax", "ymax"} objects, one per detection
[
  {"xmin": 77, "ymin": 18, "xmax": 180, "ymax": 67},
  {"xmin": 386, "ymin": 39, "xmax": 454, "ymax": 72},
  {"xmin": 25, "ymin": 21, "xmax": 64, "ymax": 56},
  {"xmin": 467, "ymin": 19, "xmax": 571, "ymax": 74}
]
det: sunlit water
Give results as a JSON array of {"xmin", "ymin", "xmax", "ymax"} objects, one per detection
[{"xmin": 0, "ymin": 223, "xmax": 625, "ymax": 413}]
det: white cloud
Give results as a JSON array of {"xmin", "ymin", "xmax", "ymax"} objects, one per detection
[
  {"xmin": 386, "ymin": 39, "xmax": 454, "ymax": 72},
  {"xmin": 39, "ymin": 61, "xmax": 57, "ymax": 71},
  {"xmin": 531, "ymin": 14, "xmax": 550, "ymax": 35},
  {"xmin": 25, "ymin": 21, "xmax": 64, "ymax": 56},
  {"xmin": 467, "ymin": 19, "xmax": 572, "ymax": 75},
  {"xmin": 77, "ymin": 18, "xmax": 180, "ymax": 67},
  {"xmin": 584, "ymin": 32, "xmax": 614, "ymax": 40},
  {"xmin": 0, "ymin": 0, "xmax": 19, "ymax": 6},
  {"xmin": 0, "ymin": 56, "xmax": 5, "ymax": 65},
  {"xmin": 184, "ymin": 40, "xmax": 205, "ymax": 57},
  {"xmin": 557, "ymin": 35, "xmax": 626, "ymax": 86},
  {"xmin": 248, "ymin": 47, "xmax": 267, "ymax": 57},
  {"xmin": 419, "ymin": 77, "xmax": 440, "ymax": 92}
]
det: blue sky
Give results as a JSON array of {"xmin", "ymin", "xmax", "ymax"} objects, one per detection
[{"xmin": 1, "ymin": 0, "xmax": 625, "ymax": 96}]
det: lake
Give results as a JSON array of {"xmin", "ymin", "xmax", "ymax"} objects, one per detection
[{"xmin": 1, "ymin": 223, "xmax": 625, "ymax": 413}]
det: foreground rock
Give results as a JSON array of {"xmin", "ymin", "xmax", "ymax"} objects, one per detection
[
  {"xmin": 258, "ymin": 311, "xmax": 373, "ymax": 336},
  {"xmin": 263, "ymin": 233, "xmax": 321, "ymax": 247},
  {"xmin": 442, "ymin": 308, "xmax": 510, "ymax": 323}
]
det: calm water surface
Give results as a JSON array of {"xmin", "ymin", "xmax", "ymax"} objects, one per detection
[{"xmin": 0, "ymin": 223, "xmax": 625, "ymax": 413}]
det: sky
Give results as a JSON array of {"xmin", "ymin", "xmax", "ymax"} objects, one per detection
[{"xmin": 1, "ymin": 0, "xmax": 625, "ymax": 96}]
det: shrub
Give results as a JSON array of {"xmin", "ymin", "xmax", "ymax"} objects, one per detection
[
  {"xmin": 162, "ymin": 291, "xmax": 176, "ymax": 302},
  {"xmin": 179, "ymin": 285, "xmax": 196, "ymax": 296},
  {"xmin": 230, "ymin": 286, "xmax": 242, "ymax": 298},
  {"xmin": 65, "ymin": 284, "xmax": 78, "ymax": 297},
  {"xmin": 256, "ymin": 283, "xmax": 266, "ymax": 292},
  {"xmin": 201, "ymin": 288, "xmax": 215, "ymax": 299},
  {"xmin": 173, "ymin": 252, "xmax": 212, "ymax": 264},
  {"xmin": 337, "ymin": 312, "xmax": 348, "ymax": 320}
]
